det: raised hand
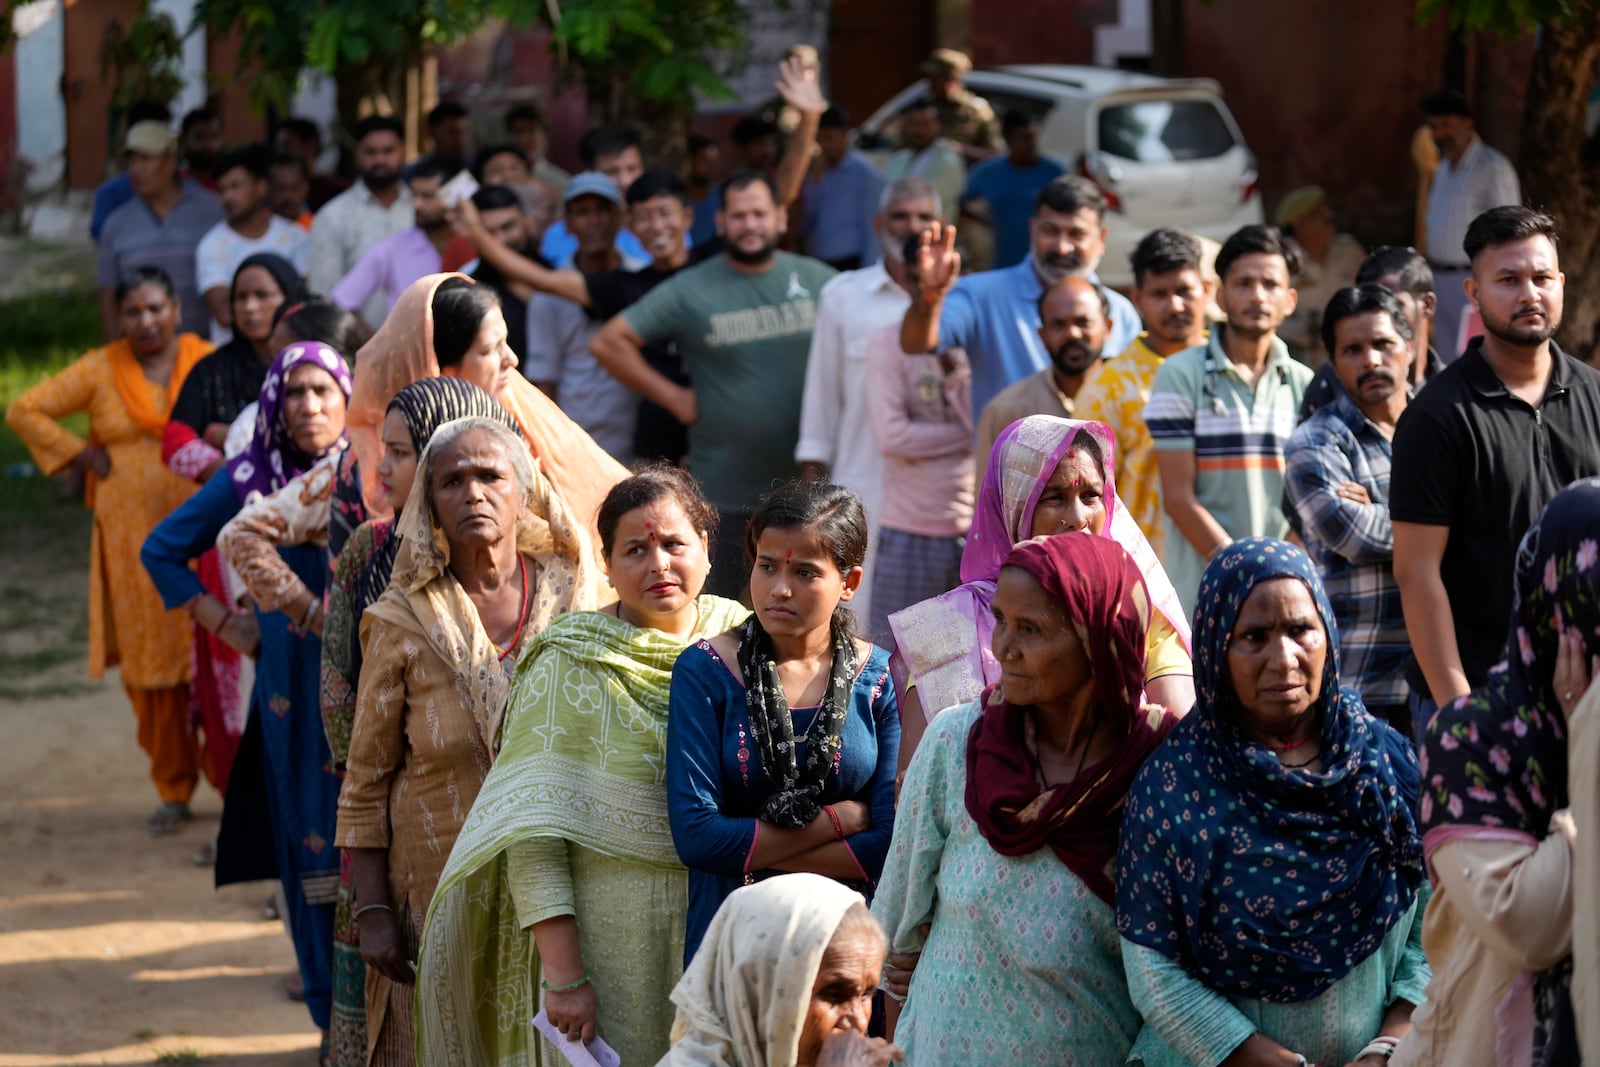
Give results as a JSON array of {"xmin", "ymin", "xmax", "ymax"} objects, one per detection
[
  {"xmin": 914, "ymin": 222, "xmax": 960, "ymax": 299},
  {"xmin": 776, "ymin": 54, "xmax": 827, "ymax": 116}
]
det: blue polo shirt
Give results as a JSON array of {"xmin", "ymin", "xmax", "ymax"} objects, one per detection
[{"xmin": 936, "ymin": 257, "xmax": 1141, "ymax": 416}]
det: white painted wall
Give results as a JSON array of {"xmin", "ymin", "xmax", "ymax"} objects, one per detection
[
  {"xmin": 1095, "ymin": 0, "xmax": 1152, "ymax": 68},
  {"xmin": 13, "ymin": 0, "xmax": 67, "ymax": 192},
  {"xmin": 150, "ymin": 0, "xmax": 207, "ymax": 116}
]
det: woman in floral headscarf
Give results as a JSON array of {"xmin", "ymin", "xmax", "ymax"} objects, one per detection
[
  {"xmin": 1117, "ymin": 537, "xmax": 1428, "ymax": 1067},
  {"xmin": 142, "ymin": 341, "xmax": 354, "ymax": 1053},
  {"xmin": 887, "ymin": 415, "xmax": 1193, "ymax": 776},
  {"xmin": 1395, "ymin": 479, "xmax": 1600, "ymax": 1067}
]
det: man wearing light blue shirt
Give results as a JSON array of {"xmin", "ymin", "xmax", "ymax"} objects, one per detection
[
  {"xmin": 899, "ymin": 174, "xmax": 1140, "ymax": 416},
  {"xmin": 801, "ymin": 106, "xmax": 885, "ymax": 270}
]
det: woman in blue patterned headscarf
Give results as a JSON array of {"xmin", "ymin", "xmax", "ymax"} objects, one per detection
[{"xmin": 1115, "ymin": 537, "xmax": 1428, "ymax": 1067}]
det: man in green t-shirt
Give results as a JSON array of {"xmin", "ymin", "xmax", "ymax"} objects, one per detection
[{"xmin": 592, "ymin": 171, "xmax": 837, "ymax": 597}]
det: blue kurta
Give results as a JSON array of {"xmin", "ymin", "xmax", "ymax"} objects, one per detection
[
  {"xmin": 665, "ymin": 638, "xmax": 899, "ymax": 964},
  {"xmin": 142, "ymin": 471, "xmax": 341, "ymax": 1030}
]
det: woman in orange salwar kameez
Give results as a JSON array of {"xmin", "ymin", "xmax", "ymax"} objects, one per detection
[{"xmin": 7, "ymin": 266, "xmax": 213, "ymax": 834}]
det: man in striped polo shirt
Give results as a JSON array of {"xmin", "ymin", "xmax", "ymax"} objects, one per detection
[{"xmin": 1144, "ymin": 224, "xmax": 1313, "ymax": 614}]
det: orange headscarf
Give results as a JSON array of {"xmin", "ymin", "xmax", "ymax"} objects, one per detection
[
  {"xmin": 92, "ymin": 331, "xmax": 212, "ymax": 506},
  {"xmin": 346, "ymin": 273, "xmax": 629, "ymax": 548}
]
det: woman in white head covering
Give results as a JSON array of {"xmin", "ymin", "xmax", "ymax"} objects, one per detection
[{"xmin": 658, "ymin": 873, "xmax": 903, "ymax": 1067}]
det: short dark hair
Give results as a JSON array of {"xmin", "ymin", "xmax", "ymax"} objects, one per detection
[
  {"xmin": 114, "ymin": 265, "xmax": 176, "ymax": 305},
  {"xmin": 353, "ymin": 115, "xmax": 405, "ymax": 144},
  {"xmin": 1321, "ymin": 284, "xmax": 1414, "ymax": 355},
  {"xmin": 504, "ymin": 103, "xmax": 545, "ymax": 130},
  {"xmin": 1130, "ymin": 227, "xmax": 1204, "ymax": 287},
  {"xmin": 745, "ymin": 481, "xmax": 869, "ymax": 642},
  {"xmin": 471, "ymin": 143, "xmax": 530, "ymax": 180},
  {"xmin": 626, "ymin": 168, "xmax": 691, "ymax": 207},
  {"xmin": 1035, "ymin": 174, "xmax": 1106, "ymax": 221},
  {"xmin": 1421, "ymin": 89, "xmax": 1472, "ymax": 119},
  {"xmin": 1001, "ymin": 109, "xmax": 1034, "ymax": 138},
  {"xmin": 430, "ymin": 278, "xmax": 501, "ymax": 369},
  {"xmin": 1356, "ymin": 246, "xmax": 1434, "ymax": 297},
  {"xmin": 277, "ymin": 117, "xmax": 321, "ymax": 147},
  {"xmin": 407, "ymin": 155, "xmax": 455, "ymax": 185},
  {"xmin": 1463, "ymin": 206, "xmax": 1558, "ymax": 264},
  {"xmin": 718, "ymin": 168, "xmax": 778, "ymax": 206},
  {"xmin": 214, "ymin": 143, "xmax": 272, "ymax": 183},
  {"xmin": 471, "ymin": 184, "xmax": 522, "ymax": 213},
  {"xmin": 126, "ymin": 99, "xmax": 173, "ymax": 127},
  {"xmin": 731, "ymin": 116, "xmax": 778, "ymax": 147},
  {"xmin": 596, "ymin": 463, "xmax": 717, "ymax": 558},
  {"xmin": 269, "ymin": 152, "xmax": 311, "ymax": 181},
  {"xmin": 1214, "ymin": 223, "xmax": 1301, "ymax": 282},
  {"xmin": 428, "ymin": 100, "xmax": 468, "ymax": 127},
  {"xmin": 578, "ymin": 125, "xmax": 642, "ymax": 169},
  {"xmin": 900, "ymin": 96, "xmax": 938, "ymax": 118},
  {"xmin": 180, "ymin": 107, "xmax": 219, "ymax": 135},
  {"xmin": 819, "ymin": 106, "xmax": 850, "ymax": 131},
  {"xmin": 687, "ymin": 132, "xmax": 717, "ymax": 155},
  {"xmin": 273, "ymin": 298, "xmax": 370, "ymax": 360}
]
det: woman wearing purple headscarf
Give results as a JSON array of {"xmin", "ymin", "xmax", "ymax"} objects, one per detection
[
  {"xmin": 142, "ymin": 341, "xmax": 354, "ymax": 1058},
  {"xmin": 887, "ymin": 415, "xmax": 1193, "ymax": 777}
]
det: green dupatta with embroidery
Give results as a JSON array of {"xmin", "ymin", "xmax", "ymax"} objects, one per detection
[{"xmin": 415, "ymin": 596, "xmax": 749, "ymax": 1067}]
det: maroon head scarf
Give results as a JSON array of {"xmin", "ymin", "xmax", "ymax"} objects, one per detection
[{"xmin": 964, "ymin": 533, "xmax": 1176, "ymax": 903}]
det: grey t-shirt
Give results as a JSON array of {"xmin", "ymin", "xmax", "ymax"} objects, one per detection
[
  {"xmin": 623, "ymin": 251, "xmax": 837, "ymax": 511},
  {"xmin": 97, "ymin": 181, "xmax": 223, "ymax": 334}
]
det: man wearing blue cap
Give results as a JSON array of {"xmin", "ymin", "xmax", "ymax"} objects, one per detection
[{"xmin": 523, "ymin": 171, "xmax": 648, "ymax": 462}]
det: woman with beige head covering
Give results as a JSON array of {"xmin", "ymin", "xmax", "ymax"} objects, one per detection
[
  {"xmin": 335, "ymin": 416, "xmax": 604, "ymax": 1065},
  {"xmin": 659, "ymin": 873, "xmax": 902, "ymax": 1067},
  {"xmin": 346, "ymin": 273, "xmax": 628, "ymax": 548}
]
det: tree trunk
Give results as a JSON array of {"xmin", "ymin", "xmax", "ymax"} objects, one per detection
[{"xmin": 1518, "ymin": 8, "xmax": 1600, "ymax": 364}]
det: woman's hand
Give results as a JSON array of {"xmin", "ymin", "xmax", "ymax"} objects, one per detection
[
  {"xmin": 881, "ymin": 923, "xmax": 929, "ymax": 1001},
  {"xmin": 817, "ymin": 1031, "xmax": 903, "ymax": 1066},
  {"xmin": 218, "ymin": 612, "xmax": 261, "ymax": 658},
  {"xmin": 544, "ymin": 980, "xmax": 599, "ymax": 1045},
  {"xmin": 830, "ymin": 799, "xmax": 870, "ymax": 837},
  {"xmin": 356, "ymin": 908, "xmax": 415, "ymax": 984},
  {"xmin": 202, "ymin": 422, "xmax": 231, "ymax": 449},
  {"xmin": 1553, "ymin": 625, "xmax": 1599, "ymax": 721},
  {"xmin": 75, "ymin": 445, "xmax": 111, "ymax": 479}
]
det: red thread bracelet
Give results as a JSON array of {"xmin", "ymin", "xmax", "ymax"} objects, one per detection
[{"xmin": 823, "ymin": 804, "xmax": 844, "ymax": 840}]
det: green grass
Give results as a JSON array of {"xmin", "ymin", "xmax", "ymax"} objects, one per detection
[{"xmin": 0, "ymin": 291, "xmax": 102, "ymax": 697}]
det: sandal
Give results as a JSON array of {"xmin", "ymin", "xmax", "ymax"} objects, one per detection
[
  {"xmin": 192, "ymin": 838, "xmax": 217, "ymax": 866},
  {"xmin": 147, "ymin": 801, "xmax": 192, "ymax": 836},
  {"xmin": 318, "ymin": 1028, "xmax": 331, "ymax": 1067}
]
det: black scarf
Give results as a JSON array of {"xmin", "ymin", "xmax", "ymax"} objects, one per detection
[{"xmin": 737, "ymin": 614, "xmax": 858, "ymax": 830}]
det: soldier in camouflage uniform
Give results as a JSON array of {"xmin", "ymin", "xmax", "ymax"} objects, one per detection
[{"xmin": 922, "ymin": 48, "xmax": 1002, "ymax": 161}]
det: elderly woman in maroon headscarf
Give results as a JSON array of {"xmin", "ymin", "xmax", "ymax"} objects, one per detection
[{"xmin": 872, "ymin": 533, "xmax": 1178, "ymax": 1064}]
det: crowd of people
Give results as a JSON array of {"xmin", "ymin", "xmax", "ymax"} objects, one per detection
[{"xmin": 8, "ymin": 47, "xmax": 1600, "ymax": 1067}]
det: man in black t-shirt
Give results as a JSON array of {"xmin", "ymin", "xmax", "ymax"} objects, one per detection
[
  {"xmin": 1391, "ymin": 206, "xmax": 1600, "ymax": 726},
  {"xmin": 452, "ymin": 169, "xmax": 701, "ymax": 462}
]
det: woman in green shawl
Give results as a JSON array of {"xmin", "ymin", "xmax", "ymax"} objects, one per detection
[{"xmin": 416, "ymin": 464, "xmax": 748, "ymax": 1066}]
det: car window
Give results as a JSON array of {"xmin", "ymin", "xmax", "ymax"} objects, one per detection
[
  {"xmin": 1096, "ymin": 99, "xmax": 1236, "ymax": 162},
  {"xmin": 970, "ymin": 89, "xmax": 1053, "ymax": 127}
]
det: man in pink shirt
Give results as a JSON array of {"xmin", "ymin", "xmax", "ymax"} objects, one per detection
[
  {"xmin": 330, "ymin": 157, "xmax": 453, "ymax": 328},
  {"xmin": 864, "ymin": 233, "xmax": 976, "ymax": 640}
]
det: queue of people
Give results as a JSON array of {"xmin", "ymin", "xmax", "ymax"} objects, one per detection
[{"xmin": 9, "ymin": 62, "xmax": 1600, "ymax": 1067}]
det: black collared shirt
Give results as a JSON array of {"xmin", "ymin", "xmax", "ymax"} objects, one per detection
[{"xmin": 1390, "ymin": 337, "xmax": 1600, "ymax": 698}]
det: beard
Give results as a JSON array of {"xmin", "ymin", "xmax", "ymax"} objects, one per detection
[
  {"xmin": 1051, "ymin": 338, "xmax": 1101, "ymax": 377},
  {"xmin": 1481, "ymin": 302, "xmax": 1561, "ymax": 347},
  {"xmin": 361, "ymin": 165, "xmax": 399, "ymax": 192},
  {"xmin": 1036, "ymin": 250, "xmax": 1086, "ymax": 284},
  {"xmin": 726, "ymin": 233, "xmax": 779, "ymax": 266}
]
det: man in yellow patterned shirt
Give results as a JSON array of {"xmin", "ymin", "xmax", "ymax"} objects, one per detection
[{"xmin": 1075, "ymin": 228, "xmax": 1211, "ymax": 561}]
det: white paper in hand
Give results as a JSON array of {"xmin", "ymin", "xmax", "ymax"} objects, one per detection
[
  {"xmin": 531, "ymin": 1010, "xmax": 620, "ymax": 1067},
  {"xmin": 439, "ymin": 170, "xmax": 480, "ymax": 209}
]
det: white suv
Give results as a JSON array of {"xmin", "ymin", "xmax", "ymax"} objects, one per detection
[{"xmin": 857, "ymin": 65, "xmax": 1263, "ymax": 289}]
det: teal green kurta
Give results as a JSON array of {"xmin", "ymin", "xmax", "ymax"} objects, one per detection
[{"xmin": 872, "ymin": 701, "xmax": 1143, "ymax": 1065}]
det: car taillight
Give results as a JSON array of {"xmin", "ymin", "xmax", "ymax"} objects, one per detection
[
  {"xmin": 1076, "ymin": 152, "xmax": 1123, "ymax": 213},
  {"xmin": 1240, "ymin": 167, "xmax": 1258, "ymax": 205}
]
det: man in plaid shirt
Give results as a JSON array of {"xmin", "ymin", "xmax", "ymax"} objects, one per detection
[{"xmin": 1284, "ymin": 285, "xmax": 1415, "ymax": 735}]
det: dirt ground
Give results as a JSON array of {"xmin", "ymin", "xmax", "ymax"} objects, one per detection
[{"xmin": 0, "ymin": 592, "xmax": 318, "ymax": 1066}]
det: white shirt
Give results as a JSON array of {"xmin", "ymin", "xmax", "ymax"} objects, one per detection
[
  {"xmin": 795, "ymin": 261, "xmax": 911, "ymax": 628},
  {"xmin": 194, "ymin": 214, "xmax": 311, "ymax": 343},
  {"xmin": 308, "ymin": 181, "xmax": 414, "ymax": 328},
  {"xmin": 1424, "ymin": 136, "xmax": 1521, "ymax": 267}
]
